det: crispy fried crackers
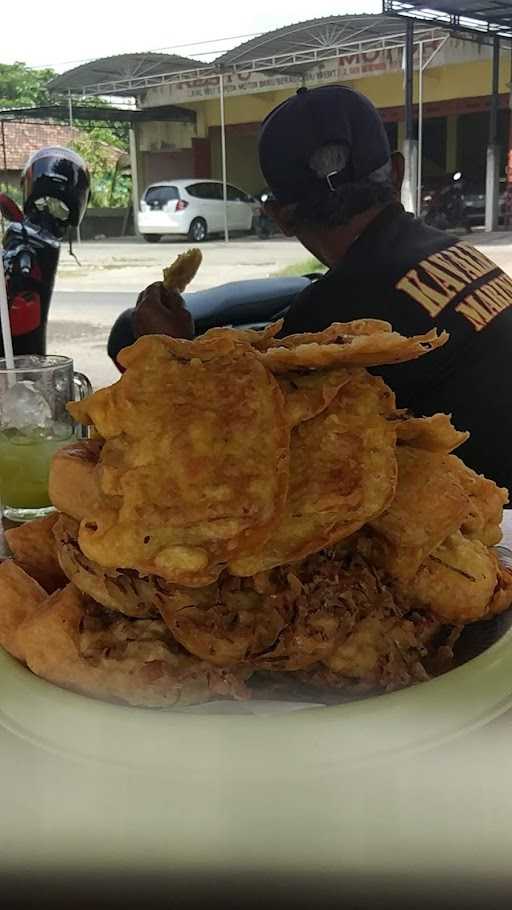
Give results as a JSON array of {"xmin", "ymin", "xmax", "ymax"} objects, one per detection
[
  {"xmin": 2, "ymin": 317, "xmax": 512, "ymax": 708},
  {"xmin": 68, "ymin": 323, "xmax": 445, "ymax": 586}
]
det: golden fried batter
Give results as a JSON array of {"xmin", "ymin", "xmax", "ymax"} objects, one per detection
[
  {"xmin": 162, "ymin": 248, "xmax": 202, "ymax": 294},
  {"xmin": 259, "ymin": 327, "xmax": 448, "ymax": 373},
  {"xmin": 16, "ymin": 585, "xmax": 249, "ymax": 707},
  {"xmin": 277, "ymin": 368, "xmax": 353, "ymax": 427},
  {"xmin": 408, "ymin": 531, "xmax": 512, "ymax": 624},
  {"xmin": 231, "ymin": 373, "xmax": 397, "ymax": 575},
  {"xmin": 53, "ymin": 514, "xmax": 160, "ymax": 618},
  {"xmin": 0, "ymin": 561, "xmax": 47, "ymax": 662},
  {"xmin": 267, "ymin": 319, "xmax": 393, "ymax": 349},
  {"xmin": 448, "ymin": 456, "xmax": 508, "ymax": 546},
  {"xmin": 201, "ymin": 321, "xmax": 284, "ymax": 351},
  {"xmin": 296, "ymin": 612, "xmax": 441, "ymax": 693},
  {"xmin": 394, "ymin": 413, "xmax": 469, "ymax": 453},
  {"xmin": 159, "ymin": 578, "xmax": 286, "ymax": 667},
  {"xmin": 68, "ymin": 336, "xmax": 290, "ymax": 586},
  {"xmin": 5, "ymin": 512, "xmax": 66, "ymax": 593},
  {"xmin": 367, "ymin": 447, "xmax": 472, "ymax": 582},
  {"xmin": 2, "ymin": 318, "xmax": 505, "ymax": 710}
]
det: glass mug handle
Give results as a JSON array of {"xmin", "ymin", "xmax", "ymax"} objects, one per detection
[{"xmin": 73, "ymin": 371, "xmax": 92, "ymax": 439}]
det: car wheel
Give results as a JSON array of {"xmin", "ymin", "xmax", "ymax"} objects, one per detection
[
  {"xmin": 188, "ymin": 218, "xmax": 208, "ymax": 242},
  {"xmin": 142, "ymin": 234, "xmax": 161, "ymax": 243}
]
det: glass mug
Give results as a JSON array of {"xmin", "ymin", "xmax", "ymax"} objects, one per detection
[{"xmin": 0, "ymin": 355, "xmax": 91, "ymax": 523}]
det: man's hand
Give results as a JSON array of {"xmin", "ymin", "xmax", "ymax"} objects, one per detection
[{"xmin": 133, "ymin": 282, "xmax": 194, "ymax": 340}]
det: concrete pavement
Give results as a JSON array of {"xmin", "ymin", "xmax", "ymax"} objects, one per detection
[{"xmin": 55, "ymin": 236, "xmax": 305, "ymax": 293}]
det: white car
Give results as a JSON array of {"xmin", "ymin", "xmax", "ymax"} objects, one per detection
[{"xmin": 137, "ymin": 179, "xmax": 259, "ymax": 243}]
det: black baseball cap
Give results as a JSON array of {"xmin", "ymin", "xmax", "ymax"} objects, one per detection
[{"xmin": 258, "ymin": 84, "xmax": 391, "ymax": 205}]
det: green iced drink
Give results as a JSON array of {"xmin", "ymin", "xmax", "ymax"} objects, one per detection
[{"xmin": 0, "ymin": 429, "xmax": 72, "ymax": 510}]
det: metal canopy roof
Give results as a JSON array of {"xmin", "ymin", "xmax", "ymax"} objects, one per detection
[
  {"xmin": 48, "ymin": 52, "xmax": 202, "ymax": 96},
  {"xmin": 217, "ymin": 14, "xmax": 423, "ymax": 74},
  {"xmin": 0, "ymin": 104, "xmax": 196, "ymax": 124},
  {"xmin": 47, "ymin": 15, "xmax": 445, "ymax": 98},
  {"xmin": 383, "ymin": 1, "xmax": 512, "ymax": 39}
]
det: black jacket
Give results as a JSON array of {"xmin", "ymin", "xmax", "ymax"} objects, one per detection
[{"xmin": 282, "ymin": 204, "xmax": 512, "ymax": 491}]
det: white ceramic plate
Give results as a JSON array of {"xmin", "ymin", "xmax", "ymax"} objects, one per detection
[{"xmin": 1, "ymin": 613, "xmax": 512, "ymax": 784}]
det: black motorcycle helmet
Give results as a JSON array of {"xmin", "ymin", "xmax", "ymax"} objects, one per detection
[{"xmin": 21, "ymin": 146, "xmax": 90, "ymax": 228}]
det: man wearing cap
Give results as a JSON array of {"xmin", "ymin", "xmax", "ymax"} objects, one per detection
[
  {"xmin": 256, "ymin": 84, "xmax": 512, "ymax": 490},
  {"xmin": 123, "ymin": 84, "xmax": 512, "ymax": 488}
]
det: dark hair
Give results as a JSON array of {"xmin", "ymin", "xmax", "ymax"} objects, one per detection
[{"xmin": 284, "ymin": 143, "xmax": 395, "ymax": 229}]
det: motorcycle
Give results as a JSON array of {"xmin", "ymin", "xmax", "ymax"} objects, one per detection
[
  {"xmin": 422, "ymin": 172, "xmax": 472, "ymax": 233},
  {"xmin": 107, "ymin": 272, "xmax": 323, "ymax": 370},
  {"xmin": 253, "ymin": 190, "xmax": 280, "ymax": 239},
  {"xmin": 0, "ymin": 146, "xmax": 90, "ymax": 358}
]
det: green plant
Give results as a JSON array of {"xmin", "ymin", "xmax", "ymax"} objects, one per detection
[
  {"xmin": 0, "ymin": 61, "xmax": 56, "ymax": 108},
  {"xmin": 70, "ymin": 133, "xmax": 130, "ymax": 208},
  {"xmin": 274, "ymin": 256, "xmax": 325, "ymax": 277}
]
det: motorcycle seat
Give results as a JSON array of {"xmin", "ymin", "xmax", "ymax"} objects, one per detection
[
  {"xmin": 107, "ymin": 276, "xmax": 311, "ymax": 366},
  {"xmin": 183, "ymin": 276, "xmax": 310, "ymax": 330}
]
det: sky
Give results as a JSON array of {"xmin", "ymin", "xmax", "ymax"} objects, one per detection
[{"xmin": 2, "ymin": 0, "xmax": 380, "ymax": 72}]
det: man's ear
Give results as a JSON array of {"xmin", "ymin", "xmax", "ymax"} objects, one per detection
[
  {"xmin": 265, "ymin": 200, "xmax": 297, "ymax": 237},
  {"xmin": 390, "ymin": 151, "xmax": 405, "ymax": 195}
]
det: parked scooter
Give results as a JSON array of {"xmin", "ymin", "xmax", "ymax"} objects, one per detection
[
  {"xmin": 0, "ymin": 146, "xmax": 90, "ymax": 357},
  {"xmin": 253, "ymin": 190, "xmax": 279, "ymax": 239},
  {"xmin": 422, "ymin": 172, "xmax": 471, "ymax": 233},
  {"xmin": 107, "ymin": 272, "xmax": 324, "ymax": 370}
]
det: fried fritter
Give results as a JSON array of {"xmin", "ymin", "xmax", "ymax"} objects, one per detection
[
  {"xmin": 367, "ymin": 446, "xmax": 472, "ymax": 583},
  {"xmin": 0, "ymin": 561, "xmax": 47, "ymax": 662},
  {"xmin": 407, "ymin": 530, "xmax": 512, "ymax": 624},
  {"xmin": 448, "ymin": 456, "xmax": 508, "ymax": 547},
  {"xmin": 230, "ymin": 372, "xmax": 397, "ymax": 575},
  {"xmin": 16, "ymin": 584, "xmax": 249, "ymax": 707},
  {"xmin": 265, "ymin": 319, "xmax": 393, "ymax": 349},
  {"xmin": 68, "ymin": 335, "xmax": 290, "ymax": 586},
  {"xmin": 162, "ymin": 248, "xmax": 202, "ymax": 293},
  {"xmin": 53, "ymin": 514, "xmax": 160, "ymax": 618},
  {"xmin": 201, "ymin": 321, "xmax": 284, "ymax": 351},
  {"xmin": 5, "ymin": 512, "xmax": 66, "ymax": 593},
  {"xmin": 259, "ymin": 327, "xmax": 448, "ymax": 373},
  {"xmin": 159, "ymin": 578, "xmax": 286, "ymax": 667},
  {"xmin": 394, "ymin": 413, "xmax": 469, "ymax": 453},
  {"xmin": 49, "ymin": 438, "xmax": 106, "ymax": 523},
  {"xmin": 246, "ymin": 551, "xmax": 409, "ymax": 673},
  {"xmin": 277, "ymin": 368, "xmax": 352, "ymax": 427},
  {"xmin": 320, "ymin": 613, "xmax": 435, "ymax": 689}
]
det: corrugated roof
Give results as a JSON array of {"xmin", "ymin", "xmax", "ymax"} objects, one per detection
[
  {"xmin": 217, "ymin": 14, "xmax": 410, "ymax": 71},
  {"xmin": 48, "ymin": 52, "xmax": 202, "ymax": 95},
  {"xmin": 384, "ymin": 1, "xmax": 512, "ymax": 39}
]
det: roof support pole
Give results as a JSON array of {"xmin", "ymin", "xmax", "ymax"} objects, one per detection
[
  {"xmin": 485, "ymin": 35, "xmax": 501, "ymax": 232},
  {"xmin": 416, "ymin": 40, "xmax": 424, "ymax": 216},
  {"xmin": 129, "ymin": 125, "xmax": 142, "ymax": 238},
  {"xmin": 401, "ymin": 19, "xmax": 418, "ymax": 215},
  {"xmin": 219, "ymin": 69, "xmax": 229, "ymax": 243}
]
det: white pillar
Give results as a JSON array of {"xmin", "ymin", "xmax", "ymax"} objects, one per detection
[
  {"xmin": 485, "ymin": 144, "xmax": 500, "ymax": 232},
  {"xmin": 417, "ymin": 42, "xmax": 424, "ymax": 217},
  {"xmin": 129, "ymin": 127, "xmax": 141, "ymax": 238},
  {"xmin": 219, "ymin": 72, "xmax": 229, "ymax": 243},
  {"xmin": 402, "ymin": 139, "xmax": 418, "ymax": 215}
]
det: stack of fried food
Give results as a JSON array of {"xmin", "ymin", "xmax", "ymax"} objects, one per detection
[{"xmin": 1, "ymin": 297, "xmax": 511, "ymax": 707}]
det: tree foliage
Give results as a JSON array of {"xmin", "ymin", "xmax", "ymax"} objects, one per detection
[
  {"xmin": 70, "ymin": 132, "xmax": 131, "ymax": 208},
  {"xmin": 0, "ymin": 61, "xmax": 56, "ymax": 108}
]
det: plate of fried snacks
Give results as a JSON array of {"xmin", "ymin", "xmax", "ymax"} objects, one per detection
[{"xmin": 1, "ymin": 261, "xmax": 512, "ymax": 776}]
